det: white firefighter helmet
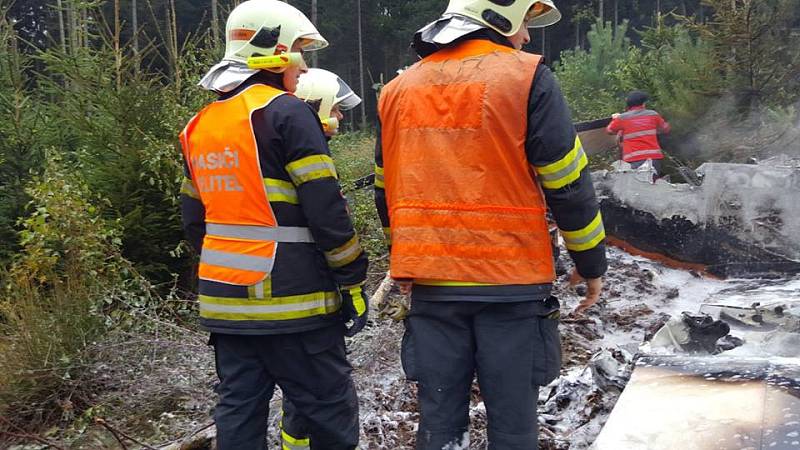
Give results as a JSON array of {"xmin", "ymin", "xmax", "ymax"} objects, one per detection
[
  {"xmin": 444, "ymin": 0, "xmax": 562, "ymax": 36},
  {"xmin": 295, "ymin": 68, "xmax": 361, "ymax": 134},
  {"xmin": 223, "ymin": 0, "xmax": 328, "ymax": 68}
]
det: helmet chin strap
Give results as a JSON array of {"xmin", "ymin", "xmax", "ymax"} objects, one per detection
[
  {"xmin": 322, "ymin": 117, "xmax": 339, "ymax": 134},
  {"xmin": 246, "ymin": 53, "xmax": 303, "ymax": 71}
]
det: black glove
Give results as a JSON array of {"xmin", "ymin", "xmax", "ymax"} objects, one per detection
[{"xmin": 340, "ymin": 285, "xmax": 369, "ymax": 337}]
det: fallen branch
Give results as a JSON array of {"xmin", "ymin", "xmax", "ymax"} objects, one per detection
[
  {"xmin": 159, "ymin": 422, "xmax": 216, "ymax": 450},
  {"xmin": 95, "ymin": 418, "xmax": 158, "ymax": 450},
  {"xmin": 96, "ymin": 418, "xmax": 128, "ymax": 450},
  {"xmin": 0, "ymin": 416, "xmax": 66, "ymax": 450}
]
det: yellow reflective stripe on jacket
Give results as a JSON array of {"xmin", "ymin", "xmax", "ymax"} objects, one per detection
[
  {"xmin": 324, "ymin": 234, "xmax": 363, "ymax": 268},
  {"xmin": 247, "ymin": 277, "xmax": 272, "ymax": 300},
  {"xmin": 374, "ymin": 165, "xmax": 385, "ymax": 189},
  {"xmin": 264, "ymin": 178, "xmax": 299, "ymax": 204},
  {"xmin": 382, "ymin": 227, "xmax": 391, "ymax": 244},
  {"xmin": 560, "ymin": 211, "xmax": 606, "ymax": 252},
  {"xmin": 180, "ymin": 177, "xmax": 200, "ymax": 199},
  {"xmin": 285, "ymin": 155, "xmax": 338, "ymax": 185},
  {"xmin": 281, "ymin": 430, "xmax": 310, "ymax": 450},
  {"xmin": 198, "ymin": 291, "xmax": 340, "ymax": 321},
  {"xmin": 534, "ymin": 137, "xmax": 588, "ymax": 190}
]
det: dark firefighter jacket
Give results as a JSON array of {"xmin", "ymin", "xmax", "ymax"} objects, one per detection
[{"xmin": 181, "ymin": 71, "xmax": 368, "ymax": 334}]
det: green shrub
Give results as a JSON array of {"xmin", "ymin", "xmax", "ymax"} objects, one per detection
[
  {"xmin": 0, "ymin": 158, "xmax": 134, "ymax": 425},
  {"xmin": 0, "ymin": 18, "xmax": 44, "ymax": 264}
]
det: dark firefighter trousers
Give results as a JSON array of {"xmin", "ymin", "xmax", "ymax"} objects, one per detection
[
  {"xmin": 402, "ymin": 298, "xmax": 562, "ymax": 450},
  {"xmin": 210, "ymin": 324, "xmax": 359, "ymax": 450}
]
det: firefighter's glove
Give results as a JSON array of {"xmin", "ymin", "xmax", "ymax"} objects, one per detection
[{"xmin": 340, "ymin": 285, "xmax": 369, "ymax": 337}]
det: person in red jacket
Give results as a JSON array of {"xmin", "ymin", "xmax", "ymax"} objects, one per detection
[{"xmin": 607, "ymin": 91, "xmax": 671, "ymax": 175}]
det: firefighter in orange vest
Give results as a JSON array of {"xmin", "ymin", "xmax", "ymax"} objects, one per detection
[
  {"xmin": 179, "ymin": 1, "xmax": 368, "ymax": 448},
  {"xmin": 375, "ymin": 1, "xmax": 607, "ymax": 448},
  {"xmin": 606, "ymin": 90, "xmax": 671, "ymax": 175}
]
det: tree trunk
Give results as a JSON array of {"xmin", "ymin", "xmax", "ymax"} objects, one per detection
[
  {"xmin": 357, "ymin": 0, "xmax": 367, "ymax": 129},
  {"xmin": 575, "ymin": 21, "xmax": 581, "ymax": 49},
  {"xmin": 541, "ymin": 28, "xmax": 546, "ymax": 61},
  {"xmin": 614, "ymin": 0, "xmax": 619, "ymax": 28},
  {"xmin": 599, "ymin": 0, "xmax": 605, "ymax": 24},
  {"xmin": 211, "ymin": 0, "xmax": 219, "ymax": 48},
  {"xmin": 132, "ymin": 0, "xmax": 139, "ymax": 68},
  {"xmin": 56, "ymin": 0, "xmax": 67, "ymax": 53},
  {"xmin": 82, "ymin": 7, "xmax": 89, "ymax": 48},
  {"xmin": 311, "ymin": 0, "xmax": 318, "ymax": 67},
  {"xmin": 114, "ymin": 0, "xmax": 121, "ymax": 90},
  {"xmin": 67, "ymin": 0, "xmax": 77, "ymax": 54}
]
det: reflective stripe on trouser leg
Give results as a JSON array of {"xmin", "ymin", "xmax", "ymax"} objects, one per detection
[
  {"xmin": 280, "ymin": 399, "xmax": 310, "ymax": 450},
  {"xmin": 281, "ymin": 430, "xmax": 310, "ymax": 450}
]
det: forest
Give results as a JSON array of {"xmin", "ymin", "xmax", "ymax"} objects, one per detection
[{"xmin": 1, "ymin": 0, "xmax": 799, "ymax": 447}]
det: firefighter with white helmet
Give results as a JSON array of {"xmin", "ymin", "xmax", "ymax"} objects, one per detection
[
  {"xmin": 295, "ymin": 68, "xmax": 362, "ymax": 136},
  {"xmin": 376, "ymin": 0, "xmax": 607, "ymax": 447},
  {"xmin": 181, "ymin": 1, "xmax": 368, "ymax": 448},
  {"xmin": 444, "ymin": 0, "xmax": 562, "ymax": 34}
]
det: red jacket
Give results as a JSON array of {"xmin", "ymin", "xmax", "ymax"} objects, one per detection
[{"xmin": 607, "ymin": 106, "xmax": 670, "ymax": 162}]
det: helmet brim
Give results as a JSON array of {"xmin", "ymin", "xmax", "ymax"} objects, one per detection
[
  {"xmin": 297, "ymin": 32, "xmax": 329, "ymax": 51},
  {"xmin": 529, "ymin": 7, "xmax": 562, "ymax": 28},
  {"xmin": 337, "ymin": 92, "xmax": 362, "ymax": 111}
]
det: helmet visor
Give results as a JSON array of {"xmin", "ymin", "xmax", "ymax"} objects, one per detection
[
  {"xmin": 527, "ymin": 2, "xmax": 562, "ymax": 28},
  {"xmin": 296, "ymin": 32, "xmax": 328, "ymax": 51},
  {"xmin": 334, "ymin": 77, "xmax": 362, "ymax": 111}
]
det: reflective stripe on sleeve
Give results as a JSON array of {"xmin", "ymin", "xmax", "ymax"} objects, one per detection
[
  {"xmin": 324, "ymin": 234, "xmax": 363, "ymax": 268},
  {"xmin": 347, "ymin": 286, "xmax": 367, "ymax": 315},
  {"xmin": 534, "ymin": 137, "xmax": 589, "ymax": 190},
  {"xmin": 264, "ymin": 178, "xmax": 299, "ymax": 204},
  {"xmin": 560, "ymin": 211, "xmax": 606, "ymax": 252},
  {"xmin": 285, "ymin": 155, "xmax": 338, "ymax": 185},
  {"xmin": 374, "ymin": 165, "xmax": 385, "ymax": 189},
  {"xmin": 206, "ymin": 223, "xmax": 315, "ymax": 243},
  {"xmin": 199, "ymin": 291, "xmax": 341, "ymax": 321},
  {"xmin": 180, "ymin": 177, "xmax": 200, "ymax": 199}
]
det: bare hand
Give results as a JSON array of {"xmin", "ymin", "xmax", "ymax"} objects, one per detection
[{"xmin": 569, "ymin": 269, "xmax": 602, "ymax": 314}]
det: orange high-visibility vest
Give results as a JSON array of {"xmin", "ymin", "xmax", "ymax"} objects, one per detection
[
  {"xmin": 180, "ymin": 84, "xmax": 315, "ymax": 286},
  {"xmin": 379, "ymin": 40, "xmax": 555, "ymax": 285}
]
